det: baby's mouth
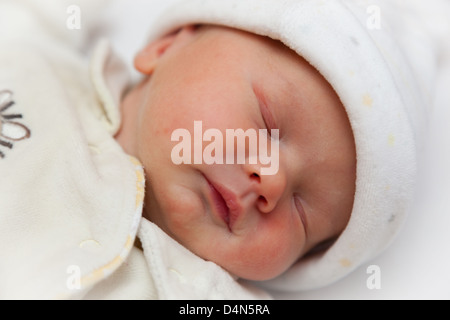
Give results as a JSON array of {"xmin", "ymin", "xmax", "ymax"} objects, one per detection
[
  {"xmin": 208, "ymin": 180, "xmax": 231, "ymax": 230},
  {"xmin": 203, "ymin": 174, "xmax": 242, "ymax": 232}
]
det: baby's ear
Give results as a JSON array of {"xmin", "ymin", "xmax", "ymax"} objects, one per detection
[{"xmin": 134, "ymin": 25, "xmax": 197, "ymax": 75}]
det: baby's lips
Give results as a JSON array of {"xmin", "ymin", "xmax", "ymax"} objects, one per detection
[{"xmin": 211, "ymin": 179, "xmax": 243, "ymax": 231}]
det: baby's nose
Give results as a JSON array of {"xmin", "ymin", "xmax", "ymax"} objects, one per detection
[{"xmin": 244, "ymin": 163, "xmax": 287, "ymax": 213}]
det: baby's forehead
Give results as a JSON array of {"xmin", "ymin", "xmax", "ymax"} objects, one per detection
[{"xmin": 193, "ymin": 24, "xmax": 297, "ymax": 55}]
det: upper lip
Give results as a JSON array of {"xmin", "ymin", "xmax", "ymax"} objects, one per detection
[{"xmin": 203, "ymin": 174, "xmax": 242, "ymax": 232}]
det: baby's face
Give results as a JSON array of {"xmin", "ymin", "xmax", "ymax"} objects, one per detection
[{"xmin": 116, "ymin": 26, "xmax": 356, "ymax": 281}]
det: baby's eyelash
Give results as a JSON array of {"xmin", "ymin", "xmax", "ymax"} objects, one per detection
[
  {"xmin": 260, "ymin": 101, "xmax": 276, "ymax": 133},
  {"xmin": 294, "ymin": 196, "xmax": 308, "ymax": 236}
]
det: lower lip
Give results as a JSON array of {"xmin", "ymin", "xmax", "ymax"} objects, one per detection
[{"xmin": 206, "ymin": 179, "xmax": 231, "ymax": 231}]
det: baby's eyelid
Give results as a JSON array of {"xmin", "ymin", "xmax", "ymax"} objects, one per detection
[
  {"xmin": 258, "ymin": 98, "xmax": 277, "ymax": 134},
  {"xmin": 294, "ymin": 195, "xmax": 308, "ymax": 236},
  {"xmin": 253, "ymin": 85, "xmax": 278, "ymax": 134}
]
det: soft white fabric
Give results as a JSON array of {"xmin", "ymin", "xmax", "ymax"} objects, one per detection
[
  {"xmin": 144, "ymin": 0, "xmax": 450, "ymax": 291},
  {"xmin": 0, "ymin": 0, "xmax": 270, "ymax": 300},
  {"xmin": 138, "ymin": 219, "xmax": 271, "ymax": 300},
  {"xmin": 0, "ymin": 0, "xmax": 144, "ymax": 299}
]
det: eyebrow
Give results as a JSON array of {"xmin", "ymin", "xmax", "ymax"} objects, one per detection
[
  {"xmin": 265, "ymin": 50, "xmax": 301, "ymax": 96},
  {"xmin": 265, "ymin": 60, "xmax": 303, "ymax": 114}
]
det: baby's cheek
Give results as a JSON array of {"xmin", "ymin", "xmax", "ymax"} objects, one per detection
[
  {"xmin": 230, "ymin": 226, "xmax": 303, "ymax": 281},
  {"xmin": 139, "ymin": 113, "xmax": 180, "ymax": 162}
]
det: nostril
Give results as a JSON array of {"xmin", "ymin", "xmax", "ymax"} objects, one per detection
[
  {"xmin": 258, "ymin": 195, "xmax": 267, "ymax": 205},
  {"xmin": 250, "ymin": 172, "xmax": 260, "ymax": 181},
  {"xmin": 257, "ymin": 195, "xmax": 271, "ymax": 214}
]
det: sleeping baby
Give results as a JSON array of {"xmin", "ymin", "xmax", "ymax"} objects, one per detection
[{"xmin": 1, "ymin": 0, "xmax": 449, "ymax": 299}]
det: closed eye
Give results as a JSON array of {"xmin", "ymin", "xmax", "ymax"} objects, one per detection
[
  {"xmin": 294, "ymin": 195, "xmax": 308, "ymax": 236},
  {"xmin": 253, "ymin": 85, "xmax": 278, "ymax": 136}
]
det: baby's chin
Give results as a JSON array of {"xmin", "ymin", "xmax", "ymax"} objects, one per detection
[
  {"xmin": 224, "ymin": 263, "xmax": 290, "ymax": 282},
  {"xmin": 205, "ymin": 247, "xmax": 296, "ymax": 282}
]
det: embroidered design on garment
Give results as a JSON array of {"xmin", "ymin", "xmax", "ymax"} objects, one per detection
[{"xmin": 0, "ymin": 89, "xmax": 31, "ymax": 159}]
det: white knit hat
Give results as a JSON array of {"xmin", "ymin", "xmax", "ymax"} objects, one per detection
[{"xmin": 144, "ymin": 0, "xmax": 444, "ymax": 290}]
